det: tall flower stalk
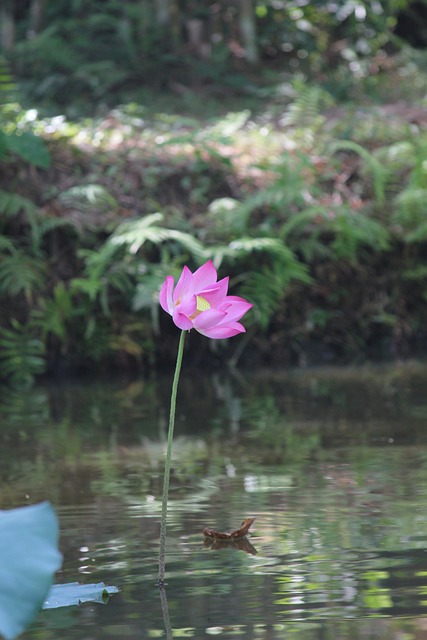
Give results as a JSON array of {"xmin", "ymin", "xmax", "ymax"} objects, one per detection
[
  {"xmin": 157, "ymin": 260, "xmax": 252, "ymax": 587},
  {"xmin": 158, "ymin": 329, "xmax": 186, "ymax": 586}
]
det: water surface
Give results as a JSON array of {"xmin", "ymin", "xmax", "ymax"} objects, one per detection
[{"xmin": 1, "ymin": 363, "xmax": 427, "ymax": 639}]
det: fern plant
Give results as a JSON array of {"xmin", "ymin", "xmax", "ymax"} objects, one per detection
[
  {"xmin": 110, "ymin": 213, "xmax": 207, "ymax": 260},
  {"xmin": 330, "ymin": 140, "xmax": 388, "ymax": 206},
  {"xmin": 0, "ymin": 250, "xmax": 47, "ymax": 301},
  {"xmin": 389, "ymin": 133, "xmax": 427, "ymax": 234},
  {"xmin": 208, "ymin": 152, "xmax": 318, "ymax": 236},
  {"xmin": 240, "ymin": 255, "xmax": 310, "ymax": 330},
  {"xmin": 281, "ymin": 79, "xmax": 335, "ymax": 131},
  {"xmin": 204, "ymin": 237, "xmax": 311, "ymax": 330},
  {"xmin": 0, "ymin": 190, "xmax": 38, "ymax": 227},
  {"xmin": 0, "ymin": 320, "xmax": 46, "ymax": 388},
  {"xmin": 393, "ymin": 188, "xmax": 427, "ymax": 242},
  {"xmin": 280, "ymin": 204, "xmax": 391, "ymax": 263}
]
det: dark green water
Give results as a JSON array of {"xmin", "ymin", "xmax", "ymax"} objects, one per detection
[{"xmin": 2, "ymin": 363, "xmax": 427, "ymax": 639}]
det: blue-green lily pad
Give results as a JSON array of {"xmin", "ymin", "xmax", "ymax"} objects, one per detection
[
  {"xmin": 43, "ymin": 582, "xmax": 119, "ymax": 609},
  {"xmin": 0, "ymin": 502, "xmax": 62, "ymax": 640}
]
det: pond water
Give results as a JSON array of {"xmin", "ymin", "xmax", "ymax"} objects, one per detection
[{"xmin": 2, "ymin": 362, "xmax": 427, "ymax": 639}]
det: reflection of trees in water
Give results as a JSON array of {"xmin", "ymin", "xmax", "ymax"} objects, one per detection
[{"xmin": 1, "ymin": 369, "xmax": 427, "ymax": 636}]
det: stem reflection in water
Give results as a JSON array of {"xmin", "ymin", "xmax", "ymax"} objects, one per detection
[{"xmin": 159, "ymin": 587, "xmax": 173, "ymax": 640}]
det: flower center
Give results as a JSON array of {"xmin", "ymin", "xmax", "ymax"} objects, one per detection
[
  {"xmin": 196, "ymin": 295, "xmax": 211, "ymax": 312},
  {"xmin": 189, "ymin": 295, "xmax": 211, "ymax": 320}
]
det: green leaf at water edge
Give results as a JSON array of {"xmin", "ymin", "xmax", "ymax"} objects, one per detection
[{"xmin": 0, "ymin": 502, "xmax": 62, "ymax": 640}]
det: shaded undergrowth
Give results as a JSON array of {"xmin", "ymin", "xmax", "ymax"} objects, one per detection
[{"xmin": 2, "ymin": 80, "xmax": 427, "ymax": 386}]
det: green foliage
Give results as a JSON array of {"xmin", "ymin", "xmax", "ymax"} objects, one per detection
[
  {"xmin": 281, "ymin": 205, "xmax": 391, "ymax": 262},
  {"xmin": 330, "ymin": 140, "xmax": 387, "ymax": 206},
  {"xmin": 32, "ymin": 283, "xmax": 75, "ymax": 341},
  {"xmin": 0, "ymin": 189, "xmax": 37, "ymax": 222},
  {"xmin": 0, "ymin": 56, "xmax": 17, "ymax": 106},
  {"xmin": 215, "ymin": 152, "xmax": 317, "ymax": 235},
  {"xmin": 5, "ymin": 0, "xmax": 412, "ymax": 113},
  {"xmin": 241, "ymin": 255, "xmax": 310, "ymax": 330},
  {"xmin": 58, "ymin": 184, "xmax": 119, "ymax": 214},
  {"xmin": 0, "ymin": 58, "xmax": 50, "ymax": 168},
  {"xmin": 280, "ymin": 80, "xmax": 335, "ymax": 130},
  {"xmin": 110, "ymin": 213, "xmax": 207, "ymax": 260},
  {"xmin": 393, "ymin": 188, "xmax": 427, "ymax": 242},
  {"xmin": 0, "ymin": 131, "xmax": 50, "ymax": 168},
  {"xmin": 0, "ymin": 251, "xmax": 46, "ymax": 300},
  {"xmin": 2, "ymin": 10, "xmax": 427, "ymax": 378},
  {"xmin": 0, "ymin": 320, "xmax": 46, "ymax": 388}
]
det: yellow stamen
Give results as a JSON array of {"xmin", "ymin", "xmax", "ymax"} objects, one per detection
[
  {"xmin": 190, "ymin": 295, "xmax": 211, "ymax": 320},
  {"xmin": 196, "ymin": 295, "xmax": 211, "ymax": 312}
]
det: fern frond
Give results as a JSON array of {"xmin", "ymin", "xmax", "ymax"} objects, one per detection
[
  {"xmin": 332, "ymin": 210, "xmax": 390, "ymax": 258},
  {"xmin": 77, "ymin": 242, "xmax": 123, "ymax": 281},
  {"xmin": 330, "ymin": 140, "xmax": 387, "ymax": 206},
  {"xmin": 32, "ymin": 282, "xmax": 74, "ymax": 340},
  {"xmin": 15, "ymin": 26, "xmax": 84, "ymax": 74},
  {"xmin": 70, "ymin": 277, "xmax": 104, "ymax": 302},
  {"xmin": 281, "ymin": 83, "xmax": 334, "ymax": 129},
  {"xmin": 280, "ymin": 206, "xmax": 332, "ymax": 260},
  {"xmin": 73, "ymin": 243, "xmax": 134, "ymax": 315},
  {"xmin": 281, "ymin": 205, "xmax": 390, "ymax": 261},
  {"xmin": 110, "ymin": 214, "xmax": 207, "ymax": 260},
  {"xmin": 205, "ymin": 235, "xmax": 310, "ymax": 329},
  {"xmin": 28, "ymin": 213, "xmax": 81, "ymax": 251},
  {"xmin": 207, "ymin": 236, "xmax": 297, "ymax": 268},
  {"xmin": 58, "ymin": 184, "xmax": 118, "ymax": 213},
  {"xmin": 0, "ymin": 252, "xmax": 46, "ymax": 299},
  {"xmin": 403, "ymin": 265, "xmax": 427, "ymax": 280},
  {"xmin": 393, "ymin": 188, "xmax": 427, "ymax": 241},
  {"xmin": 373, "ymin": 140, "xmax": 416, "ymax": 176},
  {"xmin": 241, "ymin": 256, "xmax": 310, "ymax": 329},
  {"xmin": 223, "ymin": 155, "xmax": 311, "ymax": 230},
  {"xmin": 208, "ymin": 197, "xmax": 245, "ymax": 236},
  {"xmin": 0, "ymin": 190, "xmax": 37, "ymax": 220},
  {"xmin": 0, "ymin": 234, "xmax": 16, "ymax": 253},
  {"xmin": 405, "ymin": 222, "xmax": 427, "ymax": 244},
  {"xmin": 0, "ymin": 320, "xmax": 46, "ymax": 388}
]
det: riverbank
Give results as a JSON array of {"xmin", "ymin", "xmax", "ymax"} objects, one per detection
[{"xmin": 2, "ymin": 87, "xmax": 427, "ymax": 385}]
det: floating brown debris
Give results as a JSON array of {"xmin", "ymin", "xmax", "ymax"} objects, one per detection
[{"xmin": 202, "ymin": 517, "xmax": 255, "ymax": 540}]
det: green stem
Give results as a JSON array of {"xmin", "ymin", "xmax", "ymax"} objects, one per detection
[{"xmin": 158, "ymin": 329, "xmax": 186, "ymax": 587}]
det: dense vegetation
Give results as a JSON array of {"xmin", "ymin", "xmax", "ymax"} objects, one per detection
[{"xmin": 2, "ymin": 0, "xmax": 427, "ymax": 386}]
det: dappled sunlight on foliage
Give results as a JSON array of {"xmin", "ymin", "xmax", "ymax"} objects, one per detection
[
  {"xmin": 2, "ymin": 95, "xmax": 427, "ymax": 380},
  {"xmin": 2, "ymin": 2, "xmax": 427, "ymax": 383}
]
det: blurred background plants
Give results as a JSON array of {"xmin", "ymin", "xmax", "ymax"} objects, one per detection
[{"xmin": 1, "ymin": 1, "xmax": 427, "ymax": 386}]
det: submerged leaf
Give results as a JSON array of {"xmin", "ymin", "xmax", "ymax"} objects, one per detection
[{"xmin": 43, "ymin": 582, "xmax": 119, "ymax": 609}]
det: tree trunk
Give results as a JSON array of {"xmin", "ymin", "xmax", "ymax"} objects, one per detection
[
  {"xmin": 239, "ymin": 0, "xmax": 259, "ymax": 64},
  {"xmin": 156, "ymin": 0, "xmax": 170, "ymax": 26},
  {"xmin": 0, "ymin": 2, "xmax": 15, "ymax": 51},
  {"xmin": 28, "ymin": 0, "xmax": 46, "ymax": 38}
]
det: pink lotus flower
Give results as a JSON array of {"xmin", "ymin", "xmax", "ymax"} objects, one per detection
[{"xmin": 159, "ymin": 260, "xmax": 252, "ymax": 339}]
